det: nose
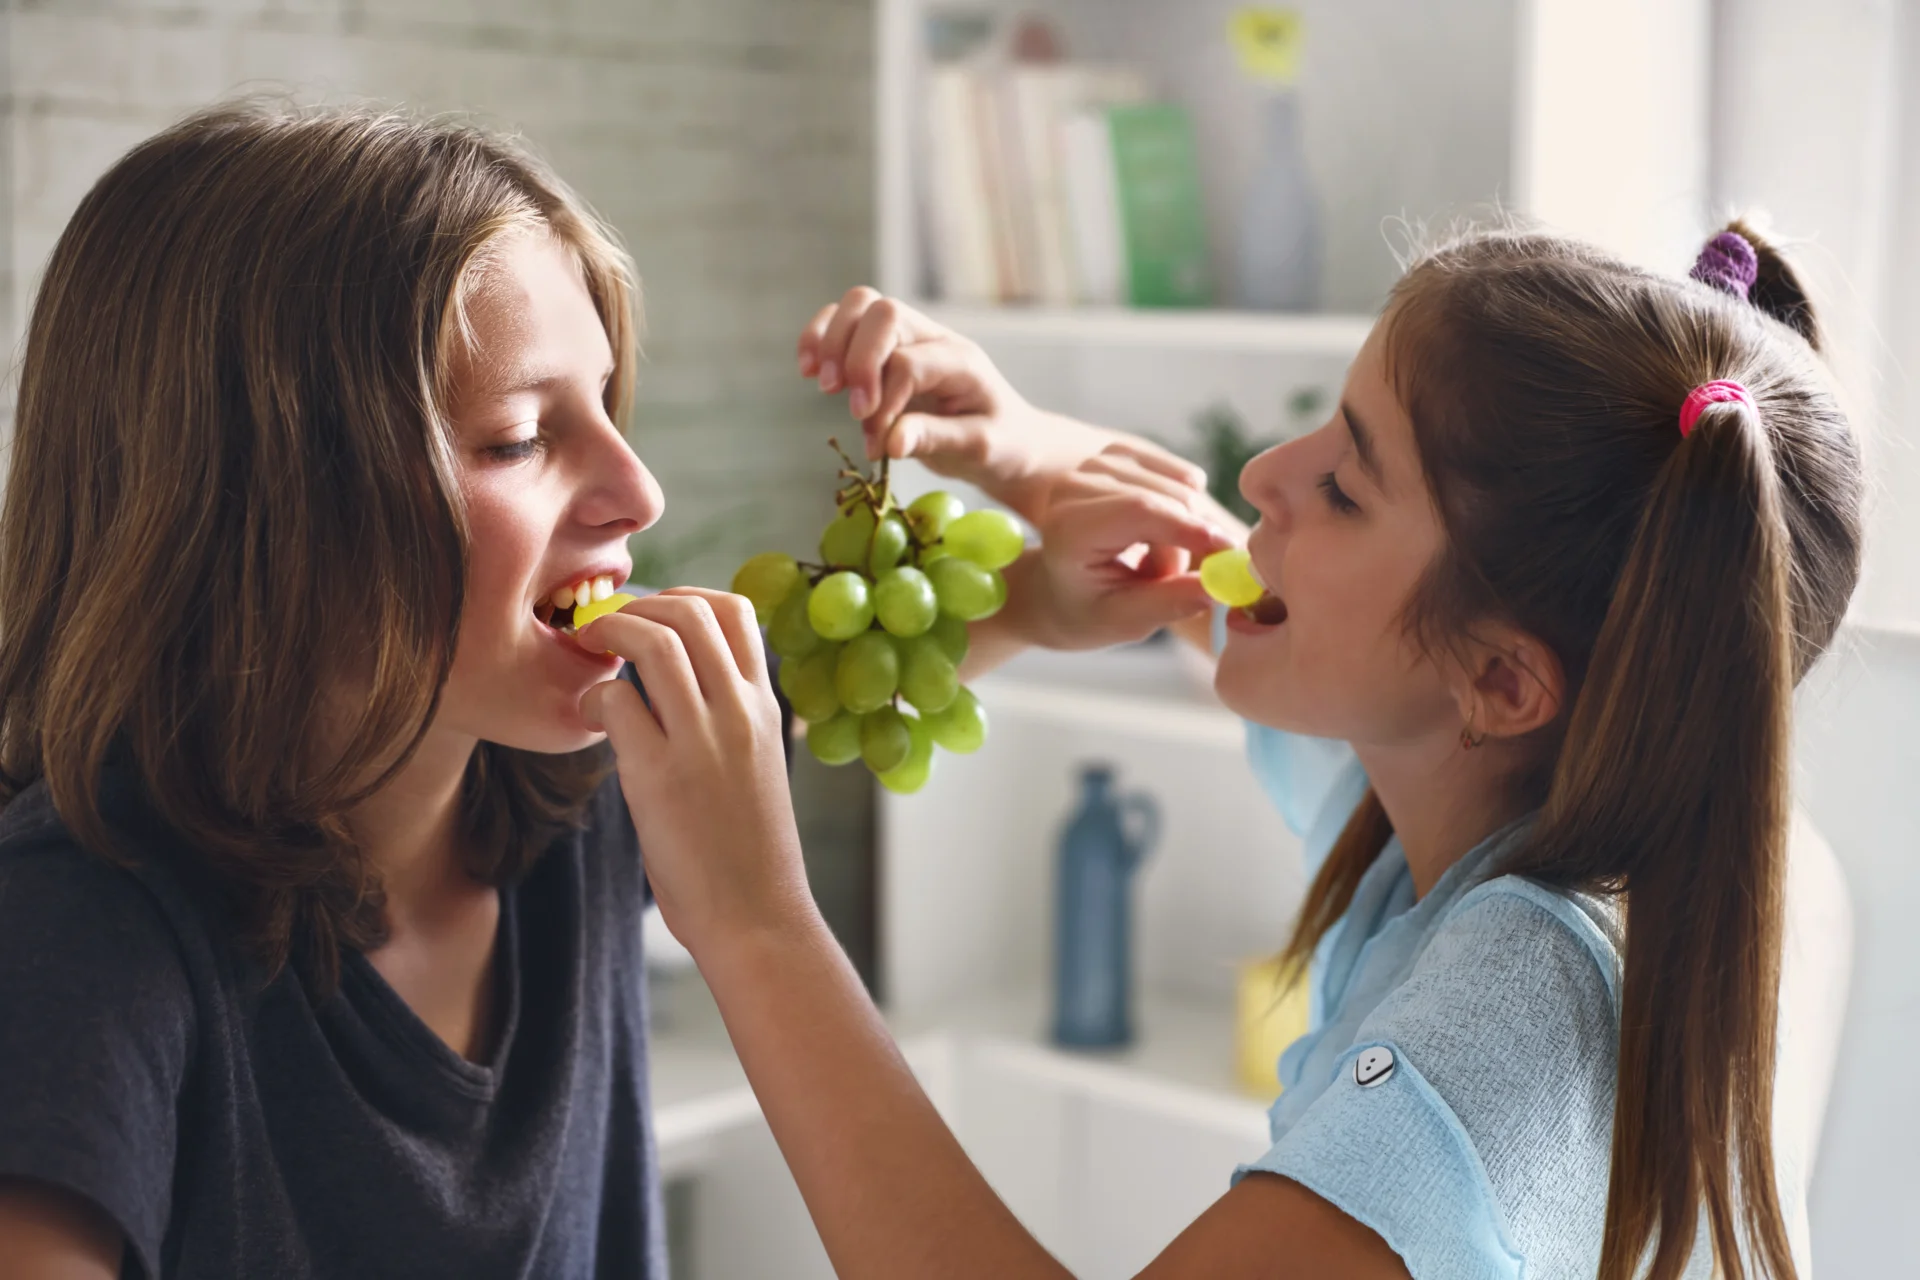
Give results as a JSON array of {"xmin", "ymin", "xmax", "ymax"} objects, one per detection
[
  {"xmin": 1237, "ymin": 440, "xmax": 1291, "ymax": 529},
  {"xmin": 575, "ymin": 415, "xmax": 664, "ymax": 537}
]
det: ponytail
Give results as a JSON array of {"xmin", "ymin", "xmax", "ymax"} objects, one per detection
[{"xmin": 1505, "ymin": 394, "xmax": 1797, "ymax": 1280}]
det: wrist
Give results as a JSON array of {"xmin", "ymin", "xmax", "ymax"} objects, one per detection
[
  {"xmin": 693, "ymin": 905, "xmax": 838, "ymax": 999},
  {"xmin": 993, "ymin": 550, "xmax": 1059, "ymax": 650},
  {"xmin": 979, "ymin": 408, "xmax": 1115, "ymax": 526}
]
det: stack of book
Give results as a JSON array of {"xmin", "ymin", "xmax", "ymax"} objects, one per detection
[{"xmin": 923, "ymin": 60, "xmax": 1212, "ymax": 310}]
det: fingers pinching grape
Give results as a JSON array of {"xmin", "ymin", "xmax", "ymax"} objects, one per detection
[{"xmin": 731, "ymin": 444, "xmax": 1017, "ymax": 793}]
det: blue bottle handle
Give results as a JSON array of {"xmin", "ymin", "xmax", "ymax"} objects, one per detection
[{"xmin": 1117, "ymin": 792, "xmax": 1160, "ymax": 871}]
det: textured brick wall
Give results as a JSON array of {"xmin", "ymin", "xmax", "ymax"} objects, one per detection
[{"xmin": 3, "ymin": 0, "xmax": 875, "ymax": 582}]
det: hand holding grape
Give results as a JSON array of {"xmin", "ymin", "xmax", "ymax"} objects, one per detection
[
  {"xmin": 1011, "ymin": 444, "xmax": 1240, "ymax": 651},
  {"xmin": 576, "ymin": 588, "xmax": 816, "ymax": 954},
  {"xmin": 797, "ymin": 288, "xmax": 1207, "ymax": 525}
]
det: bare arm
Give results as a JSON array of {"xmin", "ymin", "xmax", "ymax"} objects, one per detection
[
  {"xmin": 0, "ymin": 1180, "xmax": 122, "ymax": 1280},
  {"xmin": 585, "ymin": 591, "xmax": 1411, "ymax": 1280},
  {"xmin": 699, "ymin": 908, "xmax": 1409, "ymax": 1280}
]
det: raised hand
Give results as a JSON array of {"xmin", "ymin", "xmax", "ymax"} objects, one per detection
[
  {"xmin": 1009, "ymin": 444, "xmax": 1243, "ymax": 653},
  {"xmin": 576, "ymin": 588, "xmax": 814, "ymax": 957},
  {"xmin": 797, "ymin": 288, "xmax": 1204, "ymax": 526}
]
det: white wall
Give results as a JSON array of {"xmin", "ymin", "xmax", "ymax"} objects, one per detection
[
  {"xmin": 1793, "ymin": 625, "xmax": 1920, "ymax": 1276},
  {"xmin": 1, "ymin": 0, "xmax": 874, "ymax": 584},
  {"xmin": 1712, "ymin": 0, "xmax": 1919, "ymax": 628}
]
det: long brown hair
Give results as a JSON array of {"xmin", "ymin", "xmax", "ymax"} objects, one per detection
[
  {"xmin": 0, "ymin": 102, "xmax": 641, "ymax": 990},
  {"xmin": 1275, "ymin": 223, "xmax": 1862, "ymax": 1280}
]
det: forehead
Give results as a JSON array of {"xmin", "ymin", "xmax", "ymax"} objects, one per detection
[{"xmin": 452, "ymin": 229, "xmax": 610, "ymax": 395}]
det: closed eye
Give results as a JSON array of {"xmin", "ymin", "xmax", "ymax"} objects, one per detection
[
  {"xmin": 1317, "ymin": 472, "xmax": 1359, "ymax": 514},
  {"xmin": 485, "ymin": 435, "xmax": 548, "ymax": 463}
]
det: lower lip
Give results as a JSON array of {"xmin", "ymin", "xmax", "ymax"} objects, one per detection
[{"xmin": 534, "ymin": 615, "xmax": 625, "ymax": 673}]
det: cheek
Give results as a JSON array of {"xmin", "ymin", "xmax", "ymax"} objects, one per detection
[
  {"xmin": 461, "ymin": 490, "xmax": 544, "ymax": 594},
  {"xmin": 1216, "ymin": 529, "xmax": 1449, "ymax": 738}
]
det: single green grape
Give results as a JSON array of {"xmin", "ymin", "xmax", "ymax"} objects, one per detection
[
  {"xmin": 924, "ymin": 685, "xmax": 987, "ymax": 753},
  {"xmin": 820, "ymin": 504, "xmax": 878, "ymax": 568},
  {"xmin": 898, "ymin": 634, "xmax": 958, "ymax": 713},
  {"xmin": 859, "ymin": 706, "xmax": 912, "ymax": 772},
  {"xmin": 778, "ymin": 644, "xmax": 842, "ymax": 723},
  {"xmin": 806, "ymin": 713, "xmax": 864, "ymax": 765},
  {"xmin": 868, "ymin": 514, "xmax": 910, "ymax": 576},
  {"xmin": 906, "ymin": 490, "xmax": 965, "ymax": 542},
  {"xmin": 872, "ymin": 566, "xmax": 937, "ymax": 637},
  {"xmin": 835, "ymin": 631, "xmax": 899, "ymax": 714},
  {"xmin": 943, "ymin": 509, "xmax": 1024, "ymax": 571},
  {"xmin": 808, "ymin": 571, "xmax": 874, "ymax": 640},
  {"xmin": 1199, "ymin": 547, "xmax": 1264, "ymax": 608},
  {"xmin": 767, "ymin": 582, "xmax": 822, "ymax": 659},
  {"xmin": 927, "ymin": 611, "xmax": 970, "ymax": 666},
  {"xmin": 877, "ymin": 712, "xmax": 935, "ymax": 794},
  {"xmin": 927, "ymin": 556, "xmax": 1005, "ymax": 621},
  {"xmin": 730, "ymin": 551, "xmax": 802, "ymax": 623}
]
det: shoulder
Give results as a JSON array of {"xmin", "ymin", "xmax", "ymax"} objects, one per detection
[
  {"xmin": 1363, "ymin": 878, "xmax": 1622, "ymax": 1270},
  {"xmin": 1415, "ymin": 876, "xmax": 1621, "ymax": 1015},
  {"xmin": 0, "ymin": 782, "xmax": 198, "ymax": 997},
  {"xmin": 1241, "ymin": 880, "xmax": 1623, "ymax": 1278},
  {"xmin": 0, "ymin": 788, "xmax": 200, "ymax": 1280},
  {"xmin": 0, "ymin": 783, "xmax": 198, "ymax": 1028},
  {"xmin": 1372, "ymin": 877, "xmax": 1621, "ymax": 1139}
]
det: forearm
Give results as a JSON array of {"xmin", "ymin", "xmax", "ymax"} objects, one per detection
[{"xmin": 698, "ymin": 917, "xmax": 1068, "ymax": 1280}]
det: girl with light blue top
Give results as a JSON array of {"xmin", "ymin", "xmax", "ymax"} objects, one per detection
[{"xmin": 573, "ymin": 222, "xmax": 1862, "ymax": 1280}]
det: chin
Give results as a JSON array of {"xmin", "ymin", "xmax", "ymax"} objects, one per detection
[{"xmin": 1212, "ymin": 656, "xmax": 1335, "ymax": 739}]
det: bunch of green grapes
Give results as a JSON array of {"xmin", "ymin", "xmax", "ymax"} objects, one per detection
[{"xmin": 730, "ymin": 447, "xmax": 1022, "ymax": 795}]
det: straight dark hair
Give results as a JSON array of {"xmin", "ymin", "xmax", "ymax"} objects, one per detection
[
  {"xmin": 0, "ymin": 102, "xmax": 640, "ymax": 991},
  {"xmin": 1275, "ymin": 222, "xmax": 1862, "ymax": 1280}
]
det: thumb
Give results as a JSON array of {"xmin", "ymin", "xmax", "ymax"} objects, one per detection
[
  {"xmin": 867, "ymin": 411, "xmax": 988, "ymax": 465},
  {"xmin": 583, "ymin": 677, "xmax": 663, "ymax": 760},
  {"xmin": 1101, "ymin": 573, "xmax": 1215, "ymax": 635}
]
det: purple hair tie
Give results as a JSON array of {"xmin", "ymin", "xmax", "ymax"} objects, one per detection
[{"xmin": 1691, "ymin": 231, "xmax": 1759, "ymax": 301}]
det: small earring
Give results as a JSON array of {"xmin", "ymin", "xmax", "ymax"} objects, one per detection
[{"xmin": 1459, "ymin": 713, "xmax": 1486, "ymax": 751}]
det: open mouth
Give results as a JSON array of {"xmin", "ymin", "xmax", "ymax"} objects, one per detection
[
  {"xmin": 534, "ymin": 574, "xmax": 621, "ymax": 635},
  {"xmin": 1244, "ymin": 592, "xmax": 1288, "ymax": 626}
]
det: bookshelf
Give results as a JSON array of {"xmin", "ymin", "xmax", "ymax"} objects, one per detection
[{"xmin": 878, "ymin": 0, "xmax": 1712, "ymax": 448}]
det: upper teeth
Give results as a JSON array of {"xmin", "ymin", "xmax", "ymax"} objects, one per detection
[{"xmin": 549, "ymin": 575, "xmax": 615, "ymax": 612}]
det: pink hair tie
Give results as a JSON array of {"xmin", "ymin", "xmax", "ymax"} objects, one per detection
[{"xmin": 1678, "ymin": 380, "xmax": 1755, "ymax": 438}]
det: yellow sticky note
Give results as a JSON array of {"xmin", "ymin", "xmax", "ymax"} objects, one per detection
[
  {"xmin": 1236, "ymin": 955, "xmax": 1312, "ymax": 1099},
  {"xmin": 1230, "ymin": 7, "xmax": 1305, "ymax": 84}
]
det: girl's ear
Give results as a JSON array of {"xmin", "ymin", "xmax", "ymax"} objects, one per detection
[{"xmin": 1456, "ymin": 626, "xmax": 1565, "ymax": 743}]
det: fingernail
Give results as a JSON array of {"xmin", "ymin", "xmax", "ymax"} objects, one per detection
[
  {"xmin": 848, "ymin": 387, "xmax": 871, "ymax": 418},
  {"xmin": 798, "ymin": 353, "xmax": 816, "ymax": 376},
  {"xmin": 818, "ymin": 360, "xmax": 839, "ymax": 392}
]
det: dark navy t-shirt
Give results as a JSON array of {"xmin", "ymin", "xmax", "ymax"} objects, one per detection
[{"xmin": 0, "ymin": 763, "xmax": 665, "ymax": 1279}]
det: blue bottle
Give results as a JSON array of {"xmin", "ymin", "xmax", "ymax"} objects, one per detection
[{"xmin": 1051, "ymin": 765, "xmax": 1161, "ymax": 1049}]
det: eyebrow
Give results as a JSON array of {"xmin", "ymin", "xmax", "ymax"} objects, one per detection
[
  {"xmin": 1342, "ymin": 401, "xmax": 1385, "ymax": 489},
  {"xmin": 482, "ymin": 362, "xmax": 616, "ymax": 398}
]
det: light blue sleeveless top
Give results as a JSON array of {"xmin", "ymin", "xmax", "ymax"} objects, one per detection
[{"xmin": 1231, "ymin": 721, "xmax": 1811, "ymax": 1278}]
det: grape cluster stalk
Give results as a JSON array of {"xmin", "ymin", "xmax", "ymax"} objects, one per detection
[{"xmin": 730, "ymin": 443, "xmax": 1023, "ymax": 795}]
